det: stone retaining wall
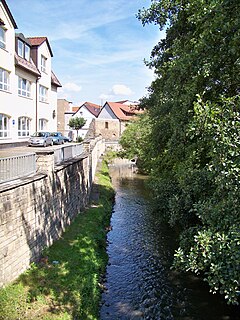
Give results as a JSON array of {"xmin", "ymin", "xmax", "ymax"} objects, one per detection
[{"xmin": 0, "ymin": 137, "xmax": 105, "ymax": 287}]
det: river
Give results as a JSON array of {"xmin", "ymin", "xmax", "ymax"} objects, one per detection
[{"xmin": 100, "ymin": 160, "xmax": 239, "ymax": 320}]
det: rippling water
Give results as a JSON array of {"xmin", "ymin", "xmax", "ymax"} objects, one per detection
[{"xmin": 100, "ymin": 160, "xmax": 239, "ymax": 320}]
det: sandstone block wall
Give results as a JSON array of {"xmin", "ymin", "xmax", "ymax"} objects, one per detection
[{"xmin": 0, "ymin": 137, "xmax": 105, "ymax": 287}]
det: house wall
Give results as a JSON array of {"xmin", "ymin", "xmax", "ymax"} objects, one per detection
[
  {"xmin": 98, "ymin": 104, "xmax": 118, "ymax": 119},
  {"xmin": 0, "ymin": 3, "xmax": 60, "ymax": 144},
  {"xmin": 57, "ymin": 99, "xmax": 72, "ymax": 134},
  {"xmin": 95, "ymin": 118, "xmax": 120, "ymax": 140},
  {"xmin": 73, "ymin": 106, "xmax": 96, "ymax": 138},
  {"xmin": 0, "ymin": 136, "xmax": 105, "ymax": 287},
  {"xmin": 0, "ymin": 1, "xmax": 16, "ymax": 143},
  {"xmin": 36, "ymin": 42, "xmax": 56, "ymax": 133}
]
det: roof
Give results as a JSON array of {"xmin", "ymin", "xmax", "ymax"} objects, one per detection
[
  {"xmin": 14, "ymin": 53, "xmax": 41, "ymax": 77},
  {"xmin": 1, "ymin": 0, "xmax": 17, "ymax": 28},
  {"xmin": 74, "ymin": 102, "xmax": 101, "ymax": 117},
  {"xmin": 83, "ymin": 102, "xmax": 101, "ymax": 117},
  {"xmin": 102, "ymin": 102, "xmax": 141, "ymax": 121},
  {"xmin": 51, "ymin": 71, "xmax": 62, "ymax": 87},
  {"xmin": 72, "ymin": 106, "xmax": 79, "ymax": 113},
  {"xmin": 28, "ymin": 37, "xmax": 53, "ymax": 57}
]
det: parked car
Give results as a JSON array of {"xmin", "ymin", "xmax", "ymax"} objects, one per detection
[
  {"xmin": 28, "ymin": 132, "xmax": 53, "ymax": 147},
  {"xmin": 50, "ymin": 132, "xmax": 65, "ymax": 145},
  {"xmin": 62, "ymin": 135, "xmax": 72, "ymax": 143}
]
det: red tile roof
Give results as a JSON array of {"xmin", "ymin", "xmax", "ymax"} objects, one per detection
[
  {"xmin": 14, "ymin": 53, "xmax": 40, "ymax": 76},
  {"xmin": 103, "ymin": 102, "xmax": 140, "ymax": 121},
  {"xmin": 84, "ymin": 102, "xmax": 101, "ymax": 117},
  {"xmin": 28, "ymin": 37, "xmax": 53, "ymax": 57},
  {"xmin": 72, "ymin": 106, "xmax": 79, "ymax": 113}
]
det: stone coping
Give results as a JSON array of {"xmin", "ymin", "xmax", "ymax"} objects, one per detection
[{"xmin": 0, "ymin": 152, "xmax": 89, "ymax": 193}]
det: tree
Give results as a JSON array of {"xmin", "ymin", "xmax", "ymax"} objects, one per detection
[
  {"xmin": 119, "ymin": 114, "xmax": 155, "ymax": 173},
  {"xmin": 133, "ymin": 0, "xmax": 240, "ymax": 304},
  {"xmin": 68, "ymin": 117, "xmax": 86, "ymax": 141}
]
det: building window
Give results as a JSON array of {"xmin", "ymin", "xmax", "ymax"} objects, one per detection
[
  {"xmin": 18, "ymin": 117, "xmax": 30, "ymax": 137},
  {"xmin": 0, "ymin": 114, "xmax": 10, "ymax": 138},
  {"xmin": 0, "ymin": 26, "xmax": 6, "ymax": 49},
  {"xmin": 17, "ymin": 39, "xmax": 30, "ymax": 61},
  {"xmin": 41, "ymin": 55, "xmax": 47, "ymax": 73},
  {"xmin": 39, "ymin": 85, "xmax": 48, "ymax": 102},
  {"xmin": 18, "ymin": 77, "xmax": 31, "ymax": 97},
  {"xmin": 39, "ymin": 118, "xmax": 47, "ymax": 131},
  {"xmin": 105, "ymin": 122, "xmax": 109, "ymax": 129},
  {"xmin": 0, "ymin": 68, "xmax": 10, "ymax": 91}
]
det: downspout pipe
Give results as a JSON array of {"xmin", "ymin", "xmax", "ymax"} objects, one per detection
[{"xmin": 35, "ymin": 77, "xmax": 39, "ymax": 132}]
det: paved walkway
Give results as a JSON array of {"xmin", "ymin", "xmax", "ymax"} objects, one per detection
[{"xmin": 0, "ymin": 143, "xmax": 72, "ymax": 158}]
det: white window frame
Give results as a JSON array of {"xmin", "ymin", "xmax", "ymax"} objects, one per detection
[
  {"xmin": 0, "ymin": 114, "xmax": 10, "ymax": 138},
  {"xmin": 17, "ymin": 39, "xmax": 30, "ymax": 61},
  {"xmin": 0, "ymin": 26, "xmax": 6, "ymax": 49},
  {"xmin": 41, "ymin": 55, "xmax": 47, "ymax": 73},
  {"xmin": 18, "ymin": 116, "xmax": 31, "ymax": 137},
  {"xmin": 39, "ymin": 85, "xmax": 48, "ymax": 102},
  {"xmin": 18, "ymin": 39, "xmax": 24, "ymax": 57},
  {"xmin": 25, "ymin": 44, "xmax": 30, "ymax": 61},
  {"xmin": 0, "ymin": 68, "xmax": 10, "ymax": 91},
  {"xmin": 39, "ymin": 118, "xmax": 48, "ymax": 131},
  {"xmin": 18, "ymin": 77, "xmax": 31, "ymax": 97}
]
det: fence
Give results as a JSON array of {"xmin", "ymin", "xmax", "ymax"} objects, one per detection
[
  {"xmin": 0, "ymin": 153, "xmax": 36, "ymax": 183},
  {"xmin": 54, "ymin": 143, "xmax": 84, "ymax": 164}
]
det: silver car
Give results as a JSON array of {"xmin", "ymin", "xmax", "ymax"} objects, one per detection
[{"xmin": 28, "ymin": 132, "xmax": 53, "ymax": 147}]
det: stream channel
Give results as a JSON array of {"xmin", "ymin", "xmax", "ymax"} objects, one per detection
[{"xmin": 100, "ymin": 159, "xmax": 239, "ymax": 320}]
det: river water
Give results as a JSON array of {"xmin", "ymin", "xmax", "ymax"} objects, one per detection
[{"xmin": 100, "ymin": 160, "xmax": 239, "ymax": 320}]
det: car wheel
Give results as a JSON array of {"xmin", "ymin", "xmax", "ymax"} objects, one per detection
[
  {"xmin": 50, "ymin": 140, "xmax": 53, "ymax": 146},
  {"xmin": 43, "ymin": 141, "xmax": 47, "ymax": 147},
  {"xmin": 61, "ymin": 140, "xmax": 64, "ymax": 144}
]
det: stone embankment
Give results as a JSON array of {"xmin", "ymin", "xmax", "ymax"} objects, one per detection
[{"xmin": 0, "ymin": 137, "xmax": 105, "ymax": 287}]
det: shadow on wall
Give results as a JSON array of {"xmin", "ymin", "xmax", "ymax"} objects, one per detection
[{"xmin": 20, "ymin": 159, "xmax": 90, "ymax": 264}]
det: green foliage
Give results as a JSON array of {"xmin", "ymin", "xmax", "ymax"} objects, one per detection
[
  {"xmin": 0, "ymin": 161, "xmax": 114, "ymax": 319},
  {"xmin": 68, "ymin": 117, "xmax": 86, "ymax": 140},
  {"xmin": 135, "ymin": 0, "xmax": 240, "ymax": 304},
  {"xmin": 119, "ymin": 114, "xmax": 156, "ymax": 173}
]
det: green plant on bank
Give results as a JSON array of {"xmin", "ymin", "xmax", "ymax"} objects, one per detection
[
  {"xmin": 68, "ymin": 117, "xmax": 86, "ymax": 141},
  {"xmin": 77, "ymin": 136, "xmax": 84, "ymax": 143},
  {"xmin": 118, "ymin": 0, "xmax": 240, "ymax": 305},
  {"xmin": 0, "ymin": 160, "xmax": 114, "ymax": 320}
]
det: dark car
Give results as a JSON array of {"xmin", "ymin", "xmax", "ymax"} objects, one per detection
[
  {"xmin": 62, "ymin": 135, "xmax": 72, "ymax": 143},
  {"xmin": 50, "ymin": 132, "xmax": 65, "ymax": 145},
  {"xmin": 28, "ymin": 132, "xmax": 53, "ymax": 147}
]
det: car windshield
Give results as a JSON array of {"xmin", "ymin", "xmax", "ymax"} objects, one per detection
[
  {"xmin": 50, "ymin": 133, "xmax": 58, "ymax": 137},
  {"xmin": 32, "ymin": 132, "xmax": 45, "ymax": 137}
]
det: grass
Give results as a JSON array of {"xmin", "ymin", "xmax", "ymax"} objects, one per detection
[{"xmin": 0, "ymin": 159, "xmax": 114, "ymax": 320}]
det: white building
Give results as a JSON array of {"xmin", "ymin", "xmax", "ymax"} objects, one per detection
[
  {"xmin": 0, "ymin": 0, "xmax": 61, "ymax": 145},
  {"xmin": 72, "ymin": 102, "xmax": 101, "ymax": 139}
]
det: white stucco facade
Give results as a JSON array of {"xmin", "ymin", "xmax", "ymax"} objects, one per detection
[{"xmin": 0, "ymin": 0, "xmax": 61, "ymax": 144}]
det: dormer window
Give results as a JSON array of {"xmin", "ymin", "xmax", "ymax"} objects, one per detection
[
  {"xmin": 0, "ymin": 26, "xmax": 6, "ymax": 49},
  {"xmin": 41, "ymin": 55, "xmax": 47, "ymax": 73},
  {"xmin": 17, "ymin": 39, "xmax": 30, "ymax": 61}
]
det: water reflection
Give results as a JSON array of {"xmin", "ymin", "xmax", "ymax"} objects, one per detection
[{"xmin": 100, "ymin": 160, "xmax": 239, "ymax": 320}]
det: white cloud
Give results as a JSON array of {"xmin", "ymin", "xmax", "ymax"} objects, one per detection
[
  {"xmin": 111, "ymin": 84, "xmax": 133, "ymax": 96},
  {"xmin": 62, "ymin": 82, "xmax": 82, "ymax": 92},
  {"xmin": 99, "ymin": 93, "xmax": 114, "ymax": 100}
]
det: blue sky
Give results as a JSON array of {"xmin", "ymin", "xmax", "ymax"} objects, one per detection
[{"xmin": 7, "ymin": 0, "xmax": 164, "ymax": 106}]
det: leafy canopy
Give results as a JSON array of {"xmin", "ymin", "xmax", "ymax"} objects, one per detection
[{"xmin": 122, "ymin": 0, "xmax": 240, "ymax": 304}]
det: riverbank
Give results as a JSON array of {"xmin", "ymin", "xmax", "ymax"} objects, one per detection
[{"xmin": 0, "ymin": 159, "xmax": 114, "ymax": 320}]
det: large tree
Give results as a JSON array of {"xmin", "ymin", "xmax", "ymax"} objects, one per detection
[{"xmin": 129, "ymin": 0, "xmax": 240, "ymax": 304}]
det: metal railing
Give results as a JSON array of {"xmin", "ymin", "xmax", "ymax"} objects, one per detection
[
  {"xmin": 0, "ymin": 153, "xmax": 36, "ymax": 184},
  {"xmin": 54, "ymin": 143, "xmax": 84, "ymax": 164}
]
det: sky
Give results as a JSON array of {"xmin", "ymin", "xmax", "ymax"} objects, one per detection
[{"xmin": 7, "ymin": 0, "xmax": 164, "ymax": 106}]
